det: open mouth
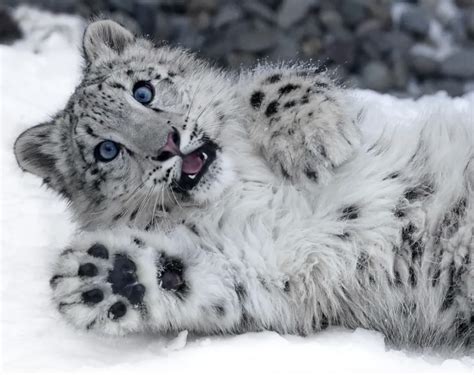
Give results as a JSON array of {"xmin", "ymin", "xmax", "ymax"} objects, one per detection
[{"xmin": 172, "ymin": 141, "xmax": 218, "ymax": 193}]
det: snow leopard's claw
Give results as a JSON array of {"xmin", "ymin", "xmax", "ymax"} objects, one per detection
[{"xmin": 50, "ymin": 234, "xmax": 188, "ymax": 334}]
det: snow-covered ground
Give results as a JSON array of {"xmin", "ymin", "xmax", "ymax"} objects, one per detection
[{"xmin": 1, "ymin": 8, "xmax": 473, "ymax": 374}]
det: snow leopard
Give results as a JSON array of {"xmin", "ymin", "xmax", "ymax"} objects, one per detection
[{"xmin": 14, "ymin": 20, "xmax": 473, "ymax": 353}]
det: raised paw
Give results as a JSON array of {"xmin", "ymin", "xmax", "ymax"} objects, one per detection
[
  {"xmin": 50, "ymin": 230, "xmax": 190, "ymax": 334},
  {"xmin": 244, "ymin": 68, "xmax": 361, "ymax": 184}
]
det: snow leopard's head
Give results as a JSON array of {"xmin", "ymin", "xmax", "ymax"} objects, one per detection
[{"xmin": 14, "ymin": 20, "xmax": 242, "ymax": 229}]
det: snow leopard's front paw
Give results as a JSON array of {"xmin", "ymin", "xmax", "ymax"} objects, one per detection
[
  {"xmin": 50, "ymin": 227, "xmax": 242, "ymax": 335},
  {"xmin": 245, "ymin": 68, "xmax": 361, "ymax": 184}
]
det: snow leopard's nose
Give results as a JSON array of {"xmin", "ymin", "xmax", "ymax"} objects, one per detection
[{"xmin": 154, "ymin": 129, "xmax": 181, "ymax": 162}]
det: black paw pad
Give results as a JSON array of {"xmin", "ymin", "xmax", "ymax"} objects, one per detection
[
  {"xmin": 108, "ymin": 301, "xmax": 127, "ymax": 320},
  {"xmin": 87, "ymin": 243, "xmax": 109, "ymax": 259},
  {"xmin": 78, "ymin": 263, "xmax": 98, "ymax": 277},
  {"xmin": 108, "ymin": 254, "xmax": 144, "ymax": 305},
  {"xmin": 82, "ymin": 289, "xmax": 104, "ymax": 304},
  {"xmin": 125, "ymin": 284, "xmax": 146, "ymax": 305},
  {"xmin": 159, "ymin": 258, "xmax": 185, "ymax": 292}
]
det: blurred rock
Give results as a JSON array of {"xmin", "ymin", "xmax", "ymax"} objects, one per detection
[
  {"xmin": 361, "ymin": 60, "xmax": 393, "ymax": 91},
  {"xmin": 399, "ymin": 6, "xmax": 430, "ymax": 37},
  {"xmin": 0, "ymin": 7, "xmax": 22, "ymax": 44},
  {"xmin": 409, "ymin": 45, "xmax": 439, "ymax": 76},
  {"xmin": 277, "ymin": 0, "xmax": 317, "ymax": 29},
  {"xmin": 465, "ymin": 7, "xmax": 474, "ymax": 38},
  {"xmin": 214, "ymin": 3, "xmax": 243, "ymax": 28},
  {"xmin": 234, "ymin": 26, "xmax": 278, "ymax": 52},
  {"xmin": 440, "ymin": 49, "xmax": 474, "ymax": 78},
  {"xmin": 340, "ymin": 0, "xmax": 369, "ymax": 28},
  {"xmin": 5, "ymin": 0, "xmax": 474, "ymax": 96}
]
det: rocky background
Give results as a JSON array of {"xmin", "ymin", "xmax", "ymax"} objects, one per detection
[{"xmin": 1, "ymin": 0, "xmax": 474, "ymax": 97}]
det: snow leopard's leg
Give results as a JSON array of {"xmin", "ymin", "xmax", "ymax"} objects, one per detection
[
  {"xmin": 50, "ymin": 226, "xmax": 295, "ymax": 335},
  {"xmin": 243, "ymin": 68, "xmax": 361, "ymax": 184}
]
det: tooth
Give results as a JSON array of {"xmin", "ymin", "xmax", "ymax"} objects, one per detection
[
  {"xmin": 202, "ymin": 152, "xmax": 208, "ymax": 161},
  {"xmin": 188, "ymin": 174, "xmax": 197, "ymax": 179}
]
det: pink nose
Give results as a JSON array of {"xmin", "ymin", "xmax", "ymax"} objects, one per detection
[{"xmin": 155, "ymin": 130, "xmax": 180, "ymax": 161}]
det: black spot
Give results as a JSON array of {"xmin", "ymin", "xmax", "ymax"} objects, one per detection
[
  {"xmin": 109, "ymin": 81, "xmax": 126, "ymax": 90},
  {"xmin": 441, "ymin": 262, "xmax": 457, "ymax": 311},
  {"xmin": 133, "ymin": 237, "xmax": 144, "ymax": 247},
  {"xmin": 129, "ymin": 207, "xmax": 139, "ymax": 221},
  {"xmin": 78, "ymin": 263, "xmax": 98, "ymax": 277},
  {"xmin": 49, "ymin": 275, "xmax": 63, "ymax": 287},
  {"xmin": 82, "ymin": 289, "xmax": 104, "ymax": 305},
  {"xmin": 404, "ymin": 184, "xmax": 433, "ymax": 202},
  {"xmin": 112, "ymin": 212, "xmax": 123, "ymax": 221},
  {"xmin": 108, "ymin": 301, "xmax": 127, "ymax": 320},
  {"xmin": 278, "ymin": 83, "xmax": 300, "ymax": 95},
  {"xmin": 85, "ymin": 125, "xmax": 95, "ymax": 135},
  {"xmin": 305, "ymin": 169, "xmax": 318, "ymax": 182},
  {"xmin": 336, "ymin": 231, "xmax": 350, "ymax": 240},
  {"xmin": 280, "ymin": 163, "xmax": 290, "ymax": 179},
  {"xmin": 356, "ymin": 252, "xmax": 369, "ymax": 271},
  {"xmin": 284, "ymin": 100, "xmax": 296, "ymax": 109},
  {"xmin": 431, "ymin": 268, "xmax": 441, "ymax": 287},
  {"xmin": 408, "ymin": 267, "xmax": 417, "ymax": 287},
  {"xmin": 87, "ymin": 243, "xmax": 109, "ymax": 259},
  {"xmin": 284, "ymin": 281, "xmax": 290, "ymax": 292},
  {"xmin": 266, "ymin": 74, "xmax": 282, "ymax": 84},
  {"xmin": 320, "ymin": 314, "xmax": 329, "ymax": 330},
  {"xmin": 250, "ymin": 91, "xmax": 265, "ymax": 109},
  {"xmin": 300, "ymin": 95, "xmax": 309, "ymax": 104},
  {"xmin": 213, "ymin": 305, "xmax": 226, "ymax": 317},
  {"xmin": 235, "ymin": 283, "xmax": 247, "ymax": 302},
  {"xmin": 340, "ymin": 205, "xmax": 359, "ymax": 220},
  {"xmin": 383, "ymin": 172, "xmax": 399, "ymax": 180},
  {"xmin": 265, "ymin": 100, "xmax": 279, "ymax": 117},
  {"xmin": 126, "ymin": 69, "xmax": 133, "ymax": 76},
  {"xmin": 394, "ymin": 208, "xmax": 406, "ymax": 218}
]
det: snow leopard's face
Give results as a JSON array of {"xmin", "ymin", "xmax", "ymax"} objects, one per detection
[{"xmin": 14, "ymin": 20, "xmax": 241, "ymax": 229}]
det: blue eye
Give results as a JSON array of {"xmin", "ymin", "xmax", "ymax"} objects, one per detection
[
  {"xmin": 95, "ymin": 140, "xmax": 120, "ymax": 162},
  {"xmin": 133, "ymin": 81, "xmax": 154, "ymax": 104}
]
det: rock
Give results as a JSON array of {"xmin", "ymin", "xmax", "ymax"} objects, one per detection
[
  {"xmin": 419, "ymin": 79, "xmax": 465, "ymax": 97},
  {"xmin": 440, "ymin": 49, "xmax": 474, "ymax": 78},
  {"xmin": 0, "ymin": 7, "xmax": 22, "ymax": 45},
  {"xmin": 242, "ymin": 0, "xmax": 275, "ymax": 24},
  {"xmin": 189, "ymin": 0, "xmax": 218, "ymax": 13},
  {"xmin": 277, "ymin": 0, "xmax": 317, "ymax": 29},
  {"xmin": 391, "ymin": 50, "xmax": 409, "ymax": 89},
  {"xmin": 319, "ymin": 10, "xmax": 344, "ymax": 32},
  {"xmin": 269, "ymin": 35, "xmax": 300, "ymax": 61},
  {"xmin": 109, "ymin": 0, "xmax": 135, "ymax": 13},
  {"xmin": 302, "ymin": 36, "xmax": 322, "ymax": 57},
  {"xmin": 213, "ymin": 3, "xmax": 243, "ymax": 28},
  {"xmin": 399, "ymin": 7, "xmax": 430, "ymax": 38},
  {"xmin": 226, "ymin": 51, "xmax": 256, "ymax": 69},
  {"xmin": 361, "ymin": 60, "xmax": 393, "ymax": 91},
  {"xmin": 234, "ymin": 26, "xmax": 278, "ymax": 52},
  {"xmin": 409, "ymin": 45, "xmax": 439, "ymax": 76},
  {"xmin": 340, "ymin": 0, "xmax": 369, "ymax": 28},
  {"xmin": 465, "ymin": 8, "xmax": 474, "ymax": 39},
  {"xmin": 324, "ymin": 33, "xmax": 356, "ymax": 67}
]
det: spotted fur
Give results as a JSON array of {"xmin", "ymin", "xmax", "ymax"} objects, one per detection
[{"xmin": 15, "ymin": 21, "xmax": 473, "ymax": 353}]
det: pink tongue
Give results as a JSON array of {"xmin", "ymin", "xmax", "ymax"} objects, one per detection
[{"xmin": 182, "ymin": 152, "xmax": 204, "ymax": 174}]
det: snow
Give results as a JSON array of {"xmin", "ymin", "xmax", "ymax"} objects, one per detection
[{"xmin": 1, "ymin": 7, "xmax": 473, "ymax": 374}]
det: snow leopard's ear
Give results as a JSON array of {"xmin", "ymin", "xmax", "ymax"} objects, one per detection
[
  {"xmin": 83, "ymin": 20, "xmax": 135, "ymax": 63},
  {"xmin": 14, "ymin": 123, "xmax": 59, "ymax": 182}
]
